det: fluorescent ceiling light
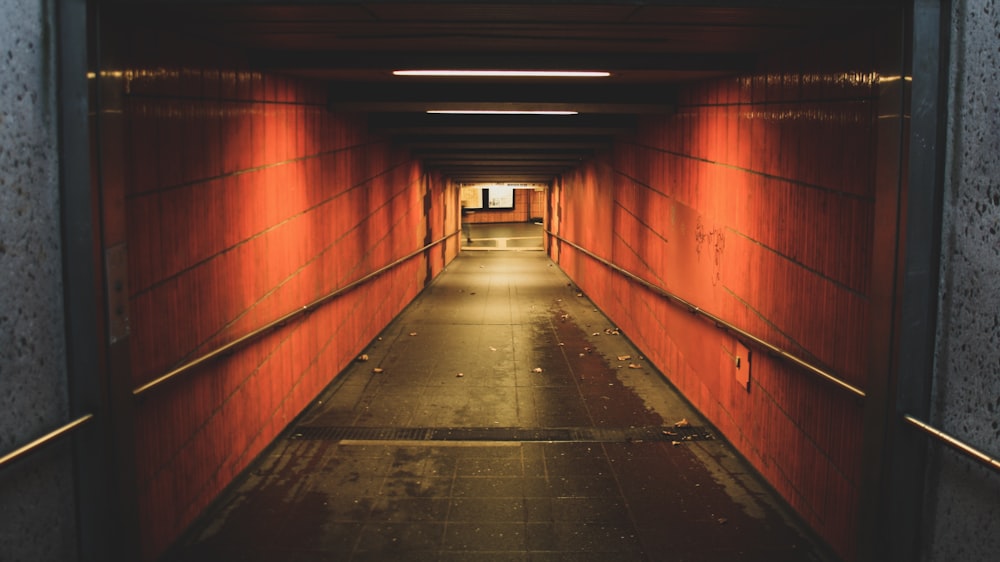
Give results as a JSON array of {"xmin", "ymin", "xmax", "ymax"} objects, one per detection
[
  {"xmin": 427, "ymin": 110, "xmax": 578, "ymax": 115},
  {"xmin": 394, "ymin": 70, "xmax": 610, "ymax": 78}
]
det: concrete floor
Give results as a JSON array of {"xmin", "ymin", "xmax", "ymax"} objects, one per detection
[{"xmin": 163, "ymin": 224, "xmax": 836, "ymax": 561}]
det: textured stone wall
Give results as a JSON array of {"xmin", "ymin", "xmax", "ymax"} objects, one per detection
[
  {"xmin": 924, "ymin": 1, "xmax": 1000, "ymax": 560},
  {"xmin": 0, "ymin": 0, "xmax": 77, "ymax": 560}
]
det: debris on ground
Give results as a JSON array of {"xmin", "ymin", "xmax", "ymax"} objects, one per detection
[
  {"xmin": 628, "ymin": 363, "xmax": 641, "ymax": 369},
  {"xmin": 604, "ymin": 328, "xmax": 621, "ymax": 335},
  {"xmin": 617, "ymin": 355, "xmax": 632, "ymax": 361},
  {"xmin": 357, "ymin": 354, "xmax": 369, "ymax": 362},
  {"xmin": 674, "ymin": 418, "xmax": 690, "ymax": 428},
  {"xmin": 409, "ymin": 332, "xmax": 418, "ymax": 336},
  {"xmin": 456, "ymin": 372, "xmax": 464, "ymax": 378},
  {"xmin": 372, "ymin": 368, "xmax": 384, "ymax": 374},
  {"xmin": 662, "ymin": 430, "xmax": 677, "ymax": 436},
  {"xmin": 489, "ymin": 346, "xmax": 497, "ymax": 351},
  {"xmin": 532, "ymin": 367, "xmax": 543, "ymax": 373},
  {"xmin": 671, "ymin": 441, "xmax": 682, "ymax": 446}
]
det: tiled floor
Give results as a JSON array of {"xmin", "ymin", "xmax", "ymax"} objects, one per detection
[{"xmin": 163, "ymin": 225, "xmax": 837, "ymax": 562}]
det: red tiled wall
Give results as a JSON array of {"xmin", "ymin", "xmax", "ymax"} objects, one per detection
[
  {"xmin": 529, "ymin": 189, "xmax": 547, "ymax": 220},
  {"xmin": 551, "ymin": 33, "xmax": 878, "ymax": 560},
  {"xmin": 113, "ymin": 30, "xmax": 453, "ymax": 561}
]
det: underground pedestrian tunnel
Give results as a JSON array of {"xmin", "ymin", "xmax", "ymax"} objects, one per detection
[{"xmin": 14, "ymin": 1, "xmax": 989, "ymax": 561}]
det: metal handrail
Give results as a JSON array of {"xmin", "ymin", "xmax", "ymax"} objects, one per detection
[
  {"xmin": 546, "ymin": 230, "xmax": 866, "ymax": 399},
  {"xmin": 132, "ymin": 231, "xmax": 459, "ymax": 398},
  {"xmin": 0, "ymin": 413, "xmax": 94, "ymax": 471},
  {"xmin": 903, "ymin": 414, "xmax": 1000, "ymax": 473}
]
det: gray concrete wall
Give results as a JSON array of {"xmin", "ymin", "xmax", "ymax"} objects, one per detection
[
  {"xmin": 0, "ymin": 0, "xmax": 78, "ymax": 560},
  {"xmin": 924, "ymin": 0, "xmax": 1000, "ymax": 560}
]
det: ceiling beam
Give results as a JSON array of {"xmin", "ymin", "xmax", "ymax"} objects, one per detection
[
  {"xmin": 255, "ymin": 51, "xmax": 752, "ymax": 74},
  {"xmin": 328, "ymin": 82, "xmax": 675, "ymax": 114}
]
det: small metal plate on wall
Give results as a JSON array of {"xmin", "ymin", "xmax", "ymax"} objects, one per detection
[
  {"xmin": 105, "ymin": 243, "xmax": 130, "ymax": 344},
  {"xmin": 735, "ymin": 341, "xmax": 751, "ymax": 391}
]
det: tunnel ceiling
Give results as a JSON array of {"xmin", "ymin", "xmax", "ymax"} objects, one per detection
[{"xmin": 115, "ymin": 1, "xmax": 892, "ymax": 184}]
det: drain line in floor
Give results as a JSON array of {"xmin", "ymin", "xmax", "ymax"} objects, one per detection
[{"xmin": 290, "ymin": 425, "xmax": 713, "ymax": 443}]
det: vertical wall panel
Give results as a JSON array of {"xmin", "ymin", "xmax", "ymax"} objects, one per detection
[{"xmin": 550, "ymin": 29, "xmax": 879, "ymax": 560}]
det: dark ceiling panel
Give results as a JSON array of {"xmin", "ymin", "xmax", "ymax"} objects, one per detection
[
  {"xmin": 362, "ymin": 3, "xmax": 640, "ymax": 23},
  {"xmin": 112, "ymin": 0, "xmax": 888, "ymax": 185}
]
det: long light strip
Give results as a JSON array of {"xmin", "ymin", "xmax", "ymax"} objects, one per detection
[
  {"xmin": 393, "ymin": 69, "xmax": 610, "ymax": 78},
  {"xmin": 427, "ymin": 109, "xmax": 577, "ymax": 115}
]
